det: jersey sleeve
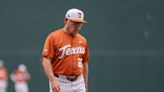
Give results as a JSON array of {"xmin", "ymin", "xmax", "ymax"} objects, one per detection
[
  {"xmin": 42, "ymin": 34, "xmax": 55, "ymax": 58},
  {"xmin": 82, "ymin": 42, "xmax": 90, "ymax": 63}
]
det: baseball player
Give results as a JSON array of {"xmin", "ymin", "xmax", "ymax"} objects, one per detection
[
  {"xmin": 0, "ymin": 60, "xmax": 8, "ymax": 92},
  {"xmin": 42, "ymin": 8, "xmax": 89, "ymax": 92},
  {"xmin": 10, "ymin": 64, "xmax": 30, "ymax": 92}
]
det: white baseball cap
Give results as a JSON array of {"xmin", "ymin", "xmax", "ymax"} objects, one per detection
[
  {"xmin": 0, "ymin": 60, "xmax": 4, "ymax": 67},
  {"xmin": 65, "ymin": 8, "xmax": 87, "ymax": 23},
  {"xmin": 18, "ymin": 64, "xmax": 27, "ymax": 72}
]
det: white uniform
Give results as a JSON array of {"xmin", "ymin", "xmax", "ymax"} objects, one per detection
[
  {"xmin": 0, "ymin": 61, "xmax": 8, "ymax": 92},
  {"xmin": 10, "ymin": 64, "xmax": 30, "ymax": 92},
  {"xmin": 0, "ymin": 70, "xmax": 8, "ymax": 92}
]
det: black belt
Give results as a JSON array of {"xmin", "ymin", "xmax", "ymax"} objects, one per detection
[{"xmin": 55, "ymin": 74, "xmax": 78, "ymax": 82}]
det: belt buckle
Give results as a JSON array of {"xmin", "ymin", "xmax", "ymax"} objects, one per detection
[{"xmin": 66, "ymin": 76, "xmax": 77, "ymax": 81}]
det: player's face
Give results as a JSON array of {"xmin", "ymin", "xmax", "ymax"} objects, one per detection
[{"xmin": 65, "ymin": 19, "xmax": 83, "ymax": 35}]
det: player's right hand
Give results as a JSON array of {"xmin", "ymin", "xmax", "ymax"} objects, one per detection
[{"xmin": 51, "ymin": 80, "xmax": 61, "ymax": 92}]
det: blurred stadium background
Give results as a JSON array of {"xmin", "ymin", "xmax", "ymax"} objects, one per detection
[{"xmin": 0, "ymin": 0, "xmax": 164, "ymax": 92}]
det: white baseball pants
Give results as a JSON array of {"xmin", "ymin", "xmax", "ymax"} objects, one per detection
[
  {"xmin": 0, "ymin": 80, "xmax": 7, "ymax": 92},
  {"xmin": 15, "ymin": 82, "xmax": 29, "ymax": 92},
  {"xmin": 49, "ymin": 75, "xmax": 86, "ymax": 92}
]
